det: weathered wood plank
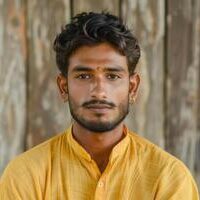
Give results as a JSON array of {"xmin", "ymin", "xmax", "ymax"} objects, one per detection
[
  {"xmin": 0, "ymin": 0, "xmax": 27, "ymax": 173},
  {"xmin": 121, "ymin": 0, "xmax": 165, "ymax": 147},
  {"xmin": 198, "ymin": 53, "xmax": 200, "ymax": 189},
  {"xmin": 166, "ymin": 0, "xmax": 200, "ymax": 187},
  {"xmin": 73, "ymin": 0, "xmax": 119, "ymax": 15},
  {"xmin": 26, "ymin": 0, "xmax": 72, "ymax": 149}
]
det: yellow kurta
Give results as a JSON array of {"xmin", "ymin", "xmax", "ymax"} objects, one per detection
[{"xmin": 0, "ymin": 126, "xmax": 199, "ymax": 199}]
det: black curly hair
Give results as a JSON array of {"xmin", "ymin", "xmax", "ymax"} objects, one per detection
[{"xmin": 53, "ymin": 12, "xmax": 140, "ymax": 76}]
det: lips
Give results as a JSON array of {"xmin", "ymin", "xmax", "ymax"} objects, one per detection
[
  {"xmin": 85, "ymin": 104, "xmax": 113, "ymax": 109},
  {"xmin": 84, "ymin": 104, "xmax": 113, "ymax": 113}
]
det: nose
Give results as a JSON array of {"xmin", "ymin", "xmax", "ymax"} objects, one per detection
[{"xmin": 90, "ymin": 75, "xmax": 107, "ymax": 99}]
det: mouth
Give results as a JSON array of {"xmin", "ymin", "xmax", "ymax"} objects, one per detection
[
  {"xmin": 85, "ymin": 104, "xmax": 112, "ymax": 109},
  {"xmin": 84, "ymin": 104, "xmax": 113, "ymax": 113}
]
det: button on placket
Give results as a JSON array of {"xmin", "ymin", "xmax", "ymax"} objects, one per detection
[
  {"xmin": 94, "ymin": 179, "xmax": 105, "ymax": 200},
  {"xmin": 94, "ymin": 161, "xmax": 111, "ymax": 199},
  {"xmin": 98, "ymin": 181, "xmax": 104, "ymax": 188}
]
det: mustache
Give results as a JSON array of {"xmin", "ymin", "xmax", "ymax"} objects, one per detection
[{"xmin": 82, "ymin": 100, "xmax": 116, "ymax": 108}]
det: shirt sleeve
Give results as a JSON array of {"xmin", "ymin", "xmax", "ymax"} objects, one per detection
[
  {"xmin": 154, "ymin": 160, "xmax": 199, "ymax": 200},
  {"xmin": 0, "ymin": 157, "xmax": 43, "ymax": 200}
]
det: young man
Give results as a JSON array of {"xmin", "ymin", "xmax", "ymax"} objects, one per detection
[{"xmin": 0, "ymin": 12, "xmax": 199, "ymax": 199}]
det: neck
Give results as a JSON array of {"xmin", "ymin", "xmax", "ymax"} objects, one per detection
[{"xmin": 72, "ymin": 121, "xmax": 125, "ymax": 172}]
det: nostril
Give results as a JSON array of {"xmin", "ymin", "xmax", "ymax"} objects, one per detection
[
  {"xmin": 90, "ymin": 81, "xmax": 107, "ymax": 99},
  {"xmin": 91, "ymin": 92, "xmax": 107, "ymax": 99},
  {"xmin": 90, "ymin": 87, "xmax": 107, "ymax": 99}
]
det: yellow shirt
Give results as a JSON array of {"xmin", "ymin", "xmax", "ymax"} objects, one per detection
[{"xmin": 0, "ymin": 126, "xmax": 199, "ymax": 199}]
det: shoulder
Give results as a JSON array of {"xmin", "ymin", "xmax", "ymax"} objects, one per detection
[
  {"xmin": 127, "ymin": 130, "xmax": 199, "ymax": 199},
  {"xmin": 0, "ymin": 129, "xmax": 69, "ymax": 198},
  {"xmin": 1, "ymin": 129, "xmax": 68, "ymax": 180},
  {"xmin": 128, "ymin": 129, "xmax": 184, "ymax": 167},
  {"xmin": 127, "ymin": 129, "xmax": 194, "ymax": 181}
]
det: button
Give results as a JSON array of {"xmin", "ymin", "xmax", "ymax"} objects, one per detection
[{"xmin": 98, "ymin": 181, "xmax": 104, "ymax": 187}]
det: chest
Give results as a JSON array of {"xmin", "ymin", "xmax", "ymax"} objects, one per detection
[{"xmin": 44, "ymin": 156, "xmax": 157, "ymax": 200}]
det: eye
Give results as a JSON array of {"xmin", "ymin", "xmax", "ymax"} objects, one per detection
[
  {"xmin": 76, "ymin": 74, "xmax": 92, "ymax": 79},
  {"xmin": 106, "ymin": 74, "xmax": 121, "ymax": 80}
]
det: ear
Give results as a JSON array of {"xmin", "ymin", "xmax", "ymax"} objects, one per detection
[
  {"xmin": 129, "ymin": 72, "xmax": 140, "ymax": 103},
  {"xmin": 56, "ymin": 74, "xmax": 68, "ymax": 102}
]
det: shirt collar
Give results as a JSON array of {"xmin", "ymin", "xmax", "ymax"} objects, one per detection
[{"xmin": 66, "ymin": 125, "xmax": 130, "ymax": 163}]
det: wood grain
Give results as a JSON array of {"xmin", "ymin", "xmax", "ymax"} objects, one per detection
[
  {"xmin": 121, "ymin": 0, "xmax": 165, "ymax": 147},
  {"xmin": 73, "ymin": 0, "xmax": 119, "ymax": 15},
  {"xmin": 166, "ymin": 0, "xmax": 200, "ymax": 186},
  {"xmin": 0, "ymin": 0, "xmax": 27, "ymax": 173},
  {"xmin": 26, "ymin": 0, "xmax": 72, "ymax": 149}
]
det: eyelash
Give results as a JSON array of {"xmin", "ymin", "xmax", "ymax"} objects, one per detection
[
  {"xmin": 75, "ymin": 73, "xmax": 121, "ymax": 80},
  {"xmin": 106, "ymin": 74, "xmax": 121, "ymax": 80},
  {"xmin": 75, "ymin": 74, "xmax": 91, "ymax": 79}
]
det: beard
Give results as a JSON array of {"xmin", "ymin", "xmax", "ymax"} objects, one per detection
[{"xmin": 68, "ymin": 96, "xmax": 129, "ymax": 133}]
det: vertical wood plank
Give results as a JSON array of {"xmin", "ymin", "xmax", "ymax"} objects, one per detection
[
  {"xmin": 0, "ymin": 0, "xmax": 27, "ymax": 173},
  {"xmin": 121, "ymin": 0, "xmax": 165, "ymax": 147},
  {"xmin": 73, "ymin": 0, "xmax": 119, "ymax": 15},
  {"xmin": 198, "ymin": 56, "xmax": 200, "ymax": 188},
  {"xmin": 198, "ymin": 63, "xmax": 200, "ymax": 188},
  {"xmin": 26, "ymin": 0, "xmax": 72, "ymax": 148},
  {"xmin": 166, "ymin": 0, "xmax": 200, "ymax": 186}
]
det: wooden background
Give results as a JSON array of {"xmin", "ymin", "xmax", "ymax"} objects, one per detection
[{"xmin": 0, "ymin": 0, "xmax": 200, "ymax": 189}]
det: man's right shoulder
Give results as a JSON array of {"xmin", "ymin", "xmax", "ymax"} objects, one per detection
[
  {"xmin": 0, "ymin": 130, "xmax": 69, "ymax": 199},
  {"xmin": 1, "ymin": 129, "xmax": 68, "ymax": 179}
]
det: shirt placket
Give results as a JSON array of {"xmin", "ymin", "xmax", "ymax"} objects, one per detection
[{"xmin": 94, "ymin": 176, "xmax": 106, "ymax": 200}]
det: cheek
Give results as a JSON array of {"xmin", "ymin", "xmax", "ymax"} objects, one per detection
[
  {"xmin": 117, "ymin": 93, "xmax": 129, "ymax": 105},
  {"xmin": 68, "ymin": 84, "xmax": 90, "ymax": 104},
  {"xmin": 116, "ymin": 93, "xmax": 129, "ymax": 107},
  {"xmin": 111, "ymin": 83, "xmax": 129, "ymax": 99}
]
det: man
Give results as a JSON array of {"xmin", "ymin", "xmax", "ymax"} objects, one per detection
[{"xmin": 0, "ymin": 12, "xmax": 199, "ymax": 199}]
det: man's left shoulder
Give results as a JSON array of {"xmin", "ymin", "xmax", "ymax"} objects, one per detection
[
  {"xmin": 127, "ymin": 130, "xmax": 199, "ymax": 199},
  {"xmin": 128, "ymin": 129, "xmax": 191, "ymax": 174}
]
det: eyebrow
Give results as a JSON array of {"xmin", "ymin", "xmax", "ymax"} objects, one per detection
[{"xmin": 71, "ymin": 65, "xmax": 126, "ymax": 73}]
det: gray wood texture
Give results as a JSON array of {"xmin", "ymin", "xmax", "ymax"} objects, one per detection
[
  {"xmin": 26, "ymin": 0, "xmax": 72, "ymax": 149},
  {"xmin": 166, "ymin": 0, "xmax": 200, "ymax": 187},
  {"xmin": 73, "ymin": 0, "xmax": 119, "ymax": 15},
  {"xmin": 0, "ymin": 0, "xmax": 27, "ymax": 173},
  {"xmin": 121, "ymin": 0, "xmax": 165, "ymax": 147}
]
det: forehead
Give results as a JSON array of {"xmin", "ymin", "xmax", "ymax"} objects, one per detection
[{"xmin": 68, "ymin": 43, "xmax": 128, "ymax": 72}]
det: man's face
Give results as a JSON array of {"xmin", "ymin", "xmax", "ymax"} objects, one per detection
[{"xmin": 57, "ymin": 43, "xmax": 139, "ymax": 132}]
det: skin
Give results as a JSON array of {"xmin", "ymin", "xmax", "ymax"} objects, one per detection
[{"xmin": 57, "ymin": 43, "xmax": 140, "ymax": 172}]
